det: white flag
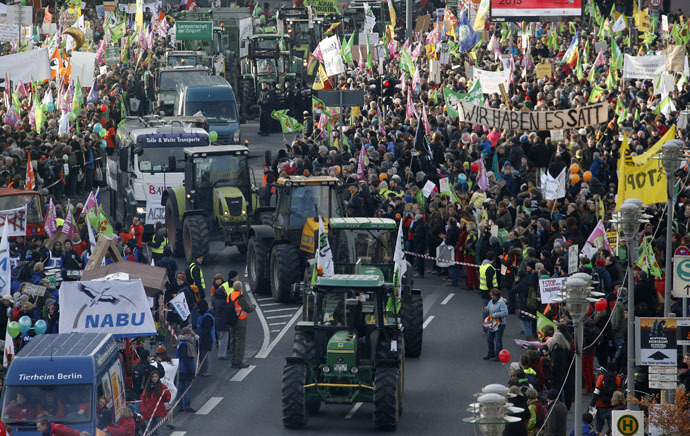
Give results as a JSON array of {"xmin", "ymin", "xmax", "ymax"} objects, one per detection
[
  {"xmin": 316, "ymin": 217, "xmax": 334, "ymax": 276},
  {"xmin": 393, "ymin": 219, "xmax": 407, "ymax": 298},
  {"xmin": 540, "ymin": 168, "xmax": 567, "ymax": 201},
  {"xmin": 85, "ymin": 213, "xmax": 97, "ymax": 253},
  {"xmin": 0, "ymin": 220, "xmax": 10, "ymax": 297},
  {"xmin": 612, "ymin": 14, "xmax": 626, "ymax": 33},
  {"xmin": 170, "ymin": 292, "xmax": 190, "ymax": 321},
  {"xmin": 3, "ymin": 325, "xmax": 14, "ymax": 367}
]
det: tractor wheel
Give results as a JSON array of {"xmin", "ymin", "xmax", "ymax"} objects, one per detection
[
  {"xmin": 165, "ymin": 198, "xmax": 184, "ymax": 257},
  {"xmin": 292, "ymin": 332, "xmax": 316, "ymax": 369},
  {"xmin": 373, "ymin": 367, "xmax": 400, "ymax": 430},
  {"xmin": 239, "ymin": 79, "xmax": 257, "ymax": 120},
  {"xmin": 281, "ymin": 363, "xmax": 308, "ymax": 428},
  {"xmin": 270, "ymin": 244, "xmax": 301, "ymax": 303},
  {"xmin": 236, "ymin": 244, "xmax": 248, "ymax": 255},
  {"xmin": 247, "ymin": 237, "xmax": 271, "ymax": 294},
  {"xmin": 182, "ymin": 215, "xmax": 209, "ymax": 263},
  {"xmin": 401, "ymin": 292, "xmax": 423, "ymax": 357}
]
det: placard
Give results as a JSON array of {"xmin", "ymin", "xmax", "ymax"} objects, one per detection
[
  {"xmin": 439, "ymin": 177, "xmax": 450, "ymax": 193},
  {"xmin": 539, "ymin": 277, "xmax": 566, "ymax": 304},
  {"xmin": 623, "ymin": 54, "xmax": 667, "ymax": 80},
  {"xmin": 22, "ymin": 283, "xmax": 46, "ymax": 298},
  {"xmin": 414, "ymin": 14, "xmax": 430, "ymax": 33},
  {"xmin": 0, "ymin": 48, "xmax": 51, "ymax": 82},
  {"xmin": 536, "ymin": 62, "xmax": 552, "ymax": 78},
  {"xmin": 320, "ymin": 35, "xmax": 345, "ymax": 77},
  {"xmin": 0, "ymin": 206, "xmax": 28, "ymax": 237},
  {"xmin": 422, "ymin": 180, "xmax": 437, "ymax": 198},
  {"xmin": 145, "ymin": 184, "xmax": 166, "ymax": 225},
  {"xmin": 568, "ymin": 245, "xmax": 578, "ymax": 275},
  {"xmin": 0, "ymin": 23, "xmax": 18, "ymax": 42},
  {"xmin": 472, "ymin": 67, "xmax": 510, "ymax": 95},
  {"xmin": 105, "ymin": 45, "xmax": 119, "ymax": 66}
]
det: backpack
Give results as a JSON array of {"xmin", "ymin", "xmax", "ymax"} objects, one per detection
[
  {"xmin": 599, "ymin": 373, "xmax": 618, "ymax": 404},
  {"xmin": 533, "ymin": 401, "xmax": 546, "ymax": 427},
  {"xmin": 539, "ymin": 356, "xmax": 553, "ymax": 389},
  {"xmin": 526, "ymin": 284, "xmax": 539, "ymax": 312}
]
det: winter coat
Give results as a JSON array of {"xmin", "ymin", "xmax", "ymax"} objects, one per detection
[
  {"xmin": 412, "ymin": 218, "xmax": 428, "ymax": 253},
  {"xmin": 213, "ymin": 289, "xmax": 230, "ymax": 332},
  {"xmin": 140, "ymin": 384, "xmax": 171, "ymax": 419},
  {"xmin": 105, "ymin": 417, "xmax": 136, "ymax": 436}
]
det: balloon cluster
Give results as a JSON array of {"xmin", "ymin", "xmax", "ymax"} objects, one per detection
[
  {"xmin": 7, "ymin": 316, "xmax": 47, "ymax": 337},
  {"xmin": 569, "ymin": 164, "xmax": 593, "ymax": 185}
]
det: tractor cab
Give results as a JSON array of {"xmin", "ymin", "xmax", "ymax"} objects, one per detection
[
  {"xmin": 164, "ymin": 50, "xmax": 205, "ymax": 67},
  {"xmin": 282, "ymin": 274, "xmax": 405, "ymax": 430}
]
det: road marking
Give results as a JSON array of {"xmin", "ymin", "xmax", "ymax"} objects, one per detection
[
  {"xmin": 256, "ymin": 297, "xmax": 274, "ymax": 301},
  {"xmin": 264, "ymin": 307, "xmax": 297, "ymax": 313},
  {"xmin": 441, "ymin": 293, "xmax": 455, "ymax": 305},
  {"xmin": 423, "ymin": 316, "xmax": 435, "ymax": 329},
  {"xmin": 269, "ymin": 322, "xmax": 287, "ymax": 326},
  {"xmin": 245, "ymin": 287, "xmax": 270, "ymax": 359},
  {"xmin": 267, "ymin": 314, "xmax": 294, "ymax": 319},
  {"xmin": 345, "ymin": 402, "xmax": 363, "ymax": 419},
  {"xmin": 271, "ymin": 329, "xmax": 281, "ymax": 333},
  {"xmin": 260, "ymin": 302, "xmax": 280, "ymax": 306},
  {"xmin": 256, "ymin": 307, "xmax": 303, "ymax": 359},
  {"xmin": 230, "ymin": 365, "xmax": 256, "ymax": 382},
  {"xmin": 195, "ymin": 397, "xmax": 223, "ymax": 415},
  {"xmin": 170, "ymin": 432, "xmax": 187, "ymax": 436}
]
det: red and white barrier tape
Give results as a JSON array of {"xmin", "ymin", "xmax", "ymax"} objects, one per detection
[{"xmin": 402, "ymin": 250, "xmax": 481, "ymax": 268}]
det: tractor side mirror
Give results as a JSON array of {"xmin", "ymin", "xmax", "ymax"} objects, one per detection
[
  {"xmin": 133, "ymin": 147, "xmax": 144, "ymax": 156},
  {"xmin": 264, "ymin": 150, "xmax": 272, "ymax": 166},
  {"xmin": 119, "ymin": 148, "xmax": 129, "ymax": 170},
  {"xmin": 168, "ymin": 155, "xmax": 177, "ymax": 172}
]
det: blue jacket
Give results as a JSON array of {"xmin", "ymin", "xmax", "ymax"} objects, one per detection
[
  {"xmin": 570, "ymin": 423, "xmax": 597, "ymax": 436},
  {"xmin": 486, "ymin": 298, "xmax": 508, "ymax": 326},
  {"xmin": 176, "ymin": 340, "xmax": 196, "ymax": 379}
]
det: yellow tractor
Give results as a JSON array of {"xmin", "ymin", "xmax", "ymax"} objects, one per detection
[{"xmin": 246, "ymin": 176, "xmax": 345, "ymax": 303}]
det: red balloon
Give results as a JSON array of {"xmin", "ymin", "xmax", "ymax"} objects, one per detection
[
  {"xmin": 100, "ymin": 104, "xmax": 108, "ymax": 113},
  {"xmin": 471, "ymin": 161, "xmax": 480, "ymax": 173},
  {"xmin": 101, "ymin": 118, "xmax": 107, "ymax": 126},
  {"xmin": 594, "ymin": 298, "xmax": 607, "ymax": 312},
  {"xmin": 498, "ymin": 349, "xmax": 511, "ymax": 364}
]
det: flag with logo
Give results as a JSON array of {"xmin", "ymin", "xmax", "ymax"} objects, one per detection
[
  {"xmin": 356, "ymin": 144, "xmax": 368, "ymax": 181},
  {"xmin": 537, "ymin": 312, "xmax": 556, "ymax": 340},
  {"xmin": 341, "ymin": 33, "xmax": 354, "ymax": 64},
  {"xmin": 457, "ymin": 12, "xmax": 478, "ymax": 52},
  {"xmin": 477, "ymin": 157, "xmax": 489, "ymax": 192},
  {"xmin": 392, "ymin": 219, "xmax": 407, "ymax": 298},
  {"xmin": 3, "ymin": 324, "xmax": 14, "ymax": 367},
  {"xmin": 586, "ymin": 220, "xmax": 613, "ymax": 254},
  {"xmin": 611, "ymin": 38, "xmax": 623, "ymax": 69},
  {"xmin": 271, "ymin": 109, "xmax": 303, "ymax": 133},
  {"xmin": 62, "ymin": 201, "xmax": 75, "ymax": 240},
  {"xmin": 45, "ymin": 198, "xmax": 58, "ymax": 237},
  {"xmin": 589, "ymin": 84, "xmax": 605, "ymax": 103},
  {"xmin": 25, "ymin": 153, "xmax": 36, "ymax": 191},
  {"xmin": 400, "ymin": 46, "xmax": 415, "ymax": 75},
  {"xmin": 170, "ymin": 292, "xmax": 190, "ymax": 321},
  {"xmin": 316, "ymin": 217, "xmax": 334, "ymax": 277}
]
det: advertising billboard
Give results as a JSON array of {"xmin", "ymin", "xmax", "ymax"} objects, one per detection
[{"xmin": 490, "ymin": 0, "xmax": 583, "ymax": 21}]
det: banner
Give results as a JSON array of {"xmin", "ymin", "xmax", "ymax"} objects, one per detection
[
  {"xmin": 616, "ymin": 135, "xmax": 667, "ymax": 207},
  {"xmin": 145, "ymin": 184, "xmax": 166, "ymax": 225},
  {"xmin": 0, "ymin": 48, "xmax": 51, "ymax": 82},
  {"xmin": 623, "ymin": 54, "xmax": 667, "ymax": 80},
  {"xmin": 539, "ymin": 277, "xmax": 567, "ymax": 304},
  {"xmin": 170, "ymin": 292, "xmax": 190, "ymax": 321},
  {"xmin": 320, "ymin": 36, "xmax": 345, "ymax": 77},
  {"xmin": 454, "ymin": 100, "xmax": 609, "ymax": 131},
  {"xmin": 444, "ymin": 83, "xmax": 484, "ymax": 118},
  {"xmin": 70, "ymin": 52, "xmax": 98, "ymax": 86},
  {"xmin": 58, "ymin": 280, "xmax": 157, "ymax": 337},
  {"xmin": 490, "ymin": 0, "xmax": 582, "ymax": 19},
  {"xmin": 304, "ymin": 0, "xmax": 339, "ymax": 14},
  {"xmin": 471, "ymin": 67, "xmax": 510, "ymax": 95},
  {"xmin": 0, "ymin": 206, "xmax": 27, "ymax": 237}
]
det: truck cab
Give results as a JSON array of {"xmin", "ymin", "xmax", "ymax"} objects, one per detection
[
  {"xmin": 1, "ymin": 333, "xmax": 125, "ymax": 436},
  {"xmin": 106, "ymin": 118, "xmax": 210, "ymax": 233},
  {"xmin": 154, "ymin": 66, "xmax": 210, "ymax": 115},
  {"xmin": 174, "ymin": 75, "xmax": 241, "ymax": 144},
  {"xmin": 0, "ymin": 189, "xmax": 46, "ymax": 238}
]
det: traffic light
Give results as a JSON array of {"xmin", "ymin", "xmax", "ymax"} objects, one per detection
[{"xmin": 382, "ymin": 77, "xmax": 399, "ymax": 97}]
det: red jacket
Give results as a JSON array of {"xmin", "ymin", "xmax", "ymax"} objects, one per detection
[
  {"xmin": 140, "ymin": 385, "xmax": 171, "ymax": 419},
  {"xmin": 106, "ymin": 417, "xmax": 136, "ymax": 436},
  {"xmin": 49, "ymin": 423, "xmax": 80, "ymax": 436}
]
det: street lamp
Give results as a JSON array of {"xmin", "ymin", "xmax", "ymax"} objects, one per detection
[
  {"xmin": 612, "ymin": 199, "xmax": 649, "ymax": 408},
  {"xmin": 464, "ymin": 384, "xmax": 523, "ymax": 436},
  {"xmin": 660, "ymin": 140, "xmax": 684, "ymax": 316}
]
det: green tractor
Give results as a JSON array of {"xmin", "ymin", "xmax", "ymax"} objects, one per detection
[
  {"xmin": 305, "ymin": 217, "xmax": 423, "ymax": 357},
  {"xmin": 238, "ymin": 33, "xmax": 300, "ymax": 121},
  {"xmin": 162, "ymin": 145, "xmax": 260, "ymax": 261},
  {"xmin": 282, "ymin": 274, "xmax": 405, "ymax": 430},
  {"xmin": 246, "ymin": 176, "xmax": 345, "ymax": 303}
]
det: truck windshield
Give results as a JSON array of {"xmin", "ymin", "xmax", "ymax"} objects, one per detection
[
  {"xmin": 138, "ymin": 146, "xmax": 187, "ymax": 173},
  {"xmin": 194, "ymin": 155, "xmax": 248, "ymax": 188},
  {"xmin": 159, "ymin": 71, "xmax": 207, "ymax": 91},
  {"xmin": 167, "ymin": 56, "xmax": 198, "ymax": 67},
  {"xmin": 287, "ymin": 185, "xmax": 341, "ymax": 228},
  {"xmin": 186, "ymin": 101, "xmax": 238, "ymax": 123},
  {"xmin": 330, "ymin": 229, "xmax": 395, "ymax": 266},
  {"xmin": 0, "ymin": 194, "xmax": 43, "ymax": 224},
  {"xmin": 2, "ymin": 384, "xmax": 92, "ymax": 424}
]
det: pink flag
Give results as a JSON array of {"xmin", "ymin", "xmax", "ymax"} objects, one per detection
[
  {"xmin": 356, "ymin": 144, "xmax": 367, "ymax": 181},
  {"xmin": 3, "ymin": 107, "xmax": 20, "ymax": 129},
  {"xmin": 83, "ymin": 191, "xmax": 98, "ymax": 214},
  {"xmin": 45, "ymin": 199, "xmax": 57, "ymax": 237},
  {"xmin": 411, "ymin": 67, "xmax": 421, "ymax": 92},
  {"xmin": 477, "ymin": 158, "xmax": 489, "ymax": 192},
  {"xmin": 422, "ymin": 103, "xmax": 431, "ymax": 134},
  {"xmin": 587, "ymin": 220, "xmax": 613, "ymax": 254},
  {"xmin": 406, "ymin": 89, "xmax": 417, "ymax": 121},
  {"xmin": 3, "ymin": 73, "xmax": 10, "ymax": 108},
  {"xmin": 399, "ymin": 73, "xmax": 406, "ymax": 92},
  {"xmin": 593, "ymin": 50, "xmax": 605, "ymax": 68},
  {"xmin": 61, "ymin": 201, "xmax": 74, "ymax": 240},
  {"xmin": 17, "ymin": 81, "xmax": 28, "ymax": 98}
]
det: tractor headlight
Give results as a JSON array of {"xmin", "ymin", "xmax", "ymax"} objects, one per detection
[
  {"xmin": 224, "ymin": 211, "xmax": 229, "ymax": 216},
  {"xmin": 136, "ymin": 207, "xmax": 146, "ymax": 214},
  {"xmin": 285, "ymin": 181, "xmax": 292, "ymax": 187},
  {"xmin": 321, "ymin": 365, "xmax": 330, "ymax": 373},
  {"xmin": 241, "ymin": 210, "xmax": 247, "ymax": 216},
  {"xmin": 350, "ymin": 366, "xmax": 358, "ymax": 374},
  {"xmin": 186, "ymin": 194, "xmax": 191, "ymax": 199}
]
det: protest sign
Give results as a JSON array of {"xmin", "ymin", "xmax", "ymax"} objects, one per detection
[
  {"xmin": 0, "ymin": 23, "xmax": 18, "ymax": 42},
  {"xmin": 70, "ymin": 52, "xmax": 98, "ymax": 85},
  {"xmin": 22, "ymin": 283, "xmax": 46, "ymax": 298},
  {"xmin": 666, "ymin": 45, "xmax": 685, "ymax": 72},
  {"xmin": 454, "ymin": 100, "xmax": 609, "ymax": 131},
  {"xmin": 145, "ymin": 184, "xmax": 166, "ymax": 225},
  {"xmin": 0, "ymin": 48, "xmax": 51, "ymax": 82},
  {"xmin": 304, "ymin": 0, "xmax": 339, "ymax": 14},
  {"xmin": 422, "ymin": 180, "xmax": 437, "ymax": 198},
  {"xmin": 320, "ymin": 36, "xmax": 345, "ymax": 77},
  {"xmin": 539, "ymin": 277, "xmax": 567, "ymax": 304},
  {"xmin": 59, "ymin": 280, "xmax": 157, "ymax": 337},
  {"xmin": 623, "ymin": 54, "xmax": 667, "ymax": 80},
  {"xmin": 536, "ymin": 62, "xmax": 552, "ymax": 78},
  {"xmin": 0, "ymin": 206, "xmax": 27, "ymax": 237},
  {"xmin": 472, "ymin": 67, "xmax": 510, "ymax": 94}
]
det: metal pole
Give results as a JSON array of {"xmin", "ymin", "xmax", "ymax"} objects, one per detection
[
  {"xmin": 627, "ymin": 235, "xmax": 636, "ymax": 409},
  {"xmin": 574, "ymin": 319, "xmax": 583, "ymax": 436},
  {"xmin": 665, "ymin": 177, "xmax": 674, "ymax": 316},
  {"xmin": 405, "ymin": 0, "xmax": 412, "ymax": 43},
  {"xmin": 684, "ymin": 301, "xmax": 688, "ymax": 355}
]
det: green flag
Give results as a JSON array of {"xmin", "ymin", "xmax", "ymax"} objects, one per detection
[
  {"xmin": 35, "ymin": 95, "xmax": 44, "ymax": 134},
  {"xmin": 615, "ymin": 98, "xmax": 627, "ymax": 124},
  {"xmin": 429, "ymin": 88, "xmax": 438, "ymax": 105},
  {"xmin": 575, "ymin": 54, "xmax": 584, "ymax": 80},
  {"xmin": 271, "ymin": 109, "xmax": 304, "ymax": 133},
  {"xmin": 587, "ymin": 65, "xmax": 597, "ymax": 83},
  {"xmin": 444, "ymin": 83, "xmax": 483, "ymax": 118},
  {"xmin": 537, "ymin": 312, "xmax": 557, "ymax": 340},
  {"xmin": 71, "ymin": 77, "xmax": 82, "ymax": 116},
  {"xmin": 611, "ymin": 38, "xmax": 623, "ymax": 69},
  {"xmin": 583, "ymin": 39, "xmax": 590, "ymax": 65},
  {"xmin": 400, "ymin": 46, "xmax": 415, "ymax": 75},
  {"xmin": 606, "ymin": 70, "xmax": 616, "ymax": 90},
  {"xmin": 366, "ymin": 33, "xmax": 373, "ymax": 71},
  {"xmin": 341, "ymin": 32, "xmax": 355, "ymax": 64},
  {"xmin": 588, "ymin": 84, "xmax": 604, "ymax": 103}
]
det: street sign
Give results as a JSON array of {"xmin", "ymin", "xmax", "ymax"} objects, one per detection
[
  {"xmin": 174, "ymin": 21, "xmax": 213, "ymax": 41},
  {"xmin": 673, "ymin": 255, "xmax": 690, "ymax": 297},
  {"xmin": 636, "ymin": 317, "xmax": 677, "ymax": 366},
  {"xmin": 674, "ymin": 246, "xmax": 690, "ymax": 256},
  {"xmin": 648, "ymin": 373, "xmax": 677, "ymax": 381},
  {"xmin": 648, "ymin": 380, "xmax": 677, "ymax": 389},
  {"xmin": 678, "ymin": 318, "xmax": 690, "ymax": 346},
  {"xmin": 612, "ymin": 410, "xmax": 643, "ymax": 436},
  {"xmin": 649, "ymin": 366, "xmax": 676, "ymax": 374}
]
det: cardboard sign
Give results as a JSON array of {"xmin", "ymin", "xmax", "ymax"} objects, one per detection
[
  {"xmin": 22, "ymin": 283, "xmax": 46, "ymax": 298},
  {"xmin": 623, "ymin": 54, "xmax": 667, "ymax": 80},
  {"xmin": 539, "ymin": 277, "xmax": 567, "ymax": 304},
  {"xmin": 568, "ymin": 245, "xmax": 578, "ymax": 275},
  {"xmin": 320, "ymin": 36, "xmax": 345, "ymax": 77},
  {"xmin": 422, "ymin": 180, "xmax": 437, "ymax": 198},
  {"xmin": 536, "ymin": 62, "xmax": 552, "ymax": 78},
  {"xmin": 415, "ymin": 14, "xmax": 430, "ymax": 33},
  {"xmin": 0, "ymin": 23, "xmax": 18, "ymax": 42}
]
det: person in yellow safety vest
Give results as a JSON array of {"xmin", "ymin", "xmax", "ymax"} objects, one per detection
[
  {"xmin": 150, "ymin": 225, "xmax": 168, "ymax": 266},
  {"xmin": 186, "ymin": 255, "xmax": 206, "ymax": 327},
  {"xmin": 479, "ymin": 252, "xmax": 498, "ymax": 303},
  {"xmin": 221, "ymin": 279, "xmax": 255, "ymax": 368}
]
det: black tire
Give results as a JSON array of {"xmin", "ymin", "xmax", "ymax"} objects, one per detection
[
  {"xmin": 401, "ymin": 292, "xmax": 423, "ymax": 357},
  {"xmin": 182, "ymin": 215, "xmax": 209, "ymax": 263},
  {"xmin": 236, "ymin": 244, "xmax": 248, "ymax": 255},
  {"xmin": 281, "ymin": 363, "xmax": 308, "ymax": 428},
  {"xmin": 292, "ymin": 332, "xmax": 316, "ymax": 370},
  {"xmin": 306, "ymin": 398, "xmax": 321, "ymax": 415},
  {"xmin": 247, "ymin": 237, "xmax": 271, "ymax": 294},
  {"xmin": 239, "ymin": 79, "xmax": 256, "ymax": 120},
  {"xmin": 165, "ymin": 198, "xmax": 184, "ymax": 257},
  {"xmin": 373, "ymin": 367, "xmax": 400, "ymax": 430},
  {"xmin": 270, "ymin": 244, "xmax": 302, "ymax": 303}
]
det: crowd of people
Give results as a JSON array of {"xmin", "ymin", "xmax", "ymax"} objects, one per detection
[{"xmin": 0, "ymin": 0, "xmax": 689, "ymax": 434}]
